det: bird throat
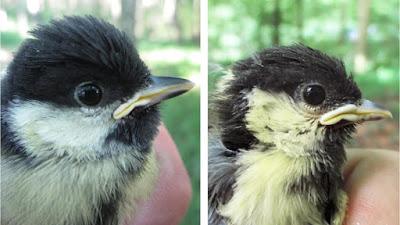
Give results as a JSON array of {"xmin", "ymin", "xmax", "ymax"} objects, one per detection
[
  {"xmin": 220, "ymin": 144, "xmax": 345, "ymax": 225},
  {"xmin": 219, "ymin": 89, "xmax": 346, "ymax": 225}
]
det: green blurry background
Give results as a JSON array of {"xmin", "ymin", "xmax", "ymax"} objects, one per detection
[
  {"xmin": 209, "ymin": 0, "xmax": 399, "ymax": 150},
  {"xmin": 0, "ymin": 0, "xmax": 200, "ymax": 224}
]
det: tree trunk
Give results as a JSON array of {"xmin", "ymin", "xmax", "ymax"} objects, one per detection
[
  {"xmin": 354, "ymin": 0, "xmax": 371, "ymax": 74},
  {"xmin": 120, "ymin": 0, "xmax": 136, "ymax": 40},
  {"xmin": 272, "ymin": 0, "xmax": 281, "ymax": 46},
  {"xmin": 172, "ymin": 0, "xmax": 183, "ymax": 42},
  {"xmin": 338, "ymin": 0, "xmax": 347, "ymax": 44},
  {"xmin": 255, "ymin": 4, "xmax": 268, "ymax": 48},
  {"xmin": 295, "ymin": 0, "xmax": 303, "ymax": 42},
  {"xmin": 191, "ymin": 0, "xmax": 200, "ymax": 42}
]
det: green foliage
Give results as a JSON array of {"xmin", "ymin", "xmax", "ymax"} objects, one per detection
[
  {"xmin": 177, "ymin": 0, "xmax": 200, "ymax": 41},
  {"xmin": 139, "ymin": 40, "xmax": 199, "ymax": 51},
  {"xmin": 209, "ymin": 0, "xmax": 399, "ymax": 71},
  {"xmin": 1, "ymin": 31, "xmax": 24, "ymax": 50},
  {"xmin": 208, "ymin": 0, "xmax": 399, "ymax": 110}
]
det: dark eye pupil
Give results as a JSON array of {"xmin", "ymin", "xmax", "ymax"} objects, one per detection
[
  {"xmin": 303, "ymin": 84, "xmax": 325, "ymax": 105},
  {"xmin": 76, "ymin": 84, "xmax": 102, "ymax": 106}
]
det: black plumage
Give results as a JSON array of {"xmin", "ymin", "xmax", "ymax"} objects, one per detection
[{"xmin": 5, "ymin": 15, "xmax": 151, "ymax": 106}]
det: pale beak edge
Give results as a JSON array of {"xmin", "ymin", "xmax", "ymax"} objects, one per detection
[
  {"xmin": 319, "ymin": 100, "xmax": 392, "ymax": 125},
  {"xmin": 113, "ymin": 76, "xmax": 194, "ymax": 120}
]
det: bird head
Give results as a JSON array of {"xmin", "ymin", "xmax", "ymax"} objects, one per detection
[
  {"xmin": 216, "ymin": 45, "xmax": 391, "ymax": 156},
  {"xmin": 1, "ymin": 16, "xmax": 193, "ymax": 161}
]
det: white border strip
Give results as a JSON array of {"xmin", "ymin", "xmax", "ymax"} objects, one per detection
[{"xmin": 200, "ymin": 0, "xmax": 208, "ymax": 223}]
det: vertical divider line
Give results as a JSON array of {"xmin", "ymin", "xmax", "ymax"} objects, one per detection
[{"xmin": 200, "ymin": 0, "xmax": 209, "ymax": 224}]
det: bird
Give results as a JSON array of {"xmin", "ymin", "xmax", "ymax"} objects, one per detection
[
  {"xmin": 208, "ymin": 45, "xmax": 392, "ymax": 225},
  {"xmin": 1, "ymin": 16, "xmax": 193, "ymax": 225}
]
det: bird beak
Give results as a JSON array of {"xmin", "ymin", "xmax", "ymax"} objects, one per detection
[
  {"xmin": 319, "ymin": 100, "xmax": 392, "ymax": 125},
  {"xmin": 113, "ymin": 76, "xmax": 194, "ymax": 119}
]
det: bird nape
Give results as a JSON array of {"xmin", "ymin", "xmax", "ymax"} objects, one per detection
[
  {"xmin": 1, "ymin": 16, "xmax": 193, "ymax": 225},
  {"xmin": 208, "ymin": 45, "xmax": 392, "ymax": 225}
]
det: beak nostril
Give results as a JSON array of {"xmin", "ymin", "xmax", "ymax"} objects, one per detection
[
  {"xmin": 340, "ymin": 97, "xmax": 356, "ymax": 105},
  {"xmin": 344, "ymin": 100, "xmax": 353, "ymax": 105}
]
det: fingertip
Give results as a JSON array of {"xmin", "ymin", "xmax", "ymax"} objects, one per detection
[
  {"xmin": 343, "ymin": 149, "xmax": 399, "ymax": 225},
  {"xmin": 127, "ymin": 124, "xmax": 192, "ymax": 225}
]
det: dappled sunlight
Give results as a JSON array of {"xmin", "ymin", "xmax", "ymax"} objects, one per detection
[
  {"xmin": 141, "ymin": 47, "xmax": 201, "ymax": 65},
  {"xmin": 0, "ymin": 9, "xmax": 9, "ymax": 31},
  {"xmin": 110, "ymin": 0, "xmax": 121, "ymax": 19},
  {"xmin": 27, "ymin": 0, "xmax": 41, "ymax": 15},
  {"xmin": 0, "ymin": 48, "xmax": 13, "ymax": 71},
  {"xmin": 139, "ymin": 44, "xmax": 200, "ymax": 87},
  {"xmin": 187, "ymin": 72, "xmax": 201, "ymax": 86},
  {"xmin": 17, "ymin": 14, "xmax": 30, "ymax": 38},
  {"xmin": 0, "ymin": 10, "xmax": 24, "ymax": 33},
  {"xmin": 376, "ymin": 68, "xmax": 396, "ymax": 82},
  {"xmin": 354, "ymin": 53, "xmax": 369, "ymax": 74}
]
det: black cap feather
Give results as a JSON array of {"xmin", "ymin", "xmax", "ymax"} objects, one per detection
[{"xmin": 5, "ymin": 16, "xmax": 150, "ymax": 106}]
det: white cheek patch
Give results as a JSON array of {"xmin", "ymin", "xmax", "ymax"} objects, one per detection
[
  {"xmin": 246, "ymin": 88, "xmax": 307, "ymax": 132},
  {"xmin": 6, "ymin": 100, "xmax": 116, "ymax": 160},
  {"xmin": 245, "ymin": 88, "xmax": 324, "ymax": 156}
]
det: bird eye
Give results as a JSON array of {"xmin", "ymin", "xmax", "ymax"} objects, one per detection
[
  {"xmin": 302, "ymin": 84, "xmax": 326, "ymax": 106},
  {"xmin": 75, "ymin": 83, "xmax": 103, "ymax": 106}
]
